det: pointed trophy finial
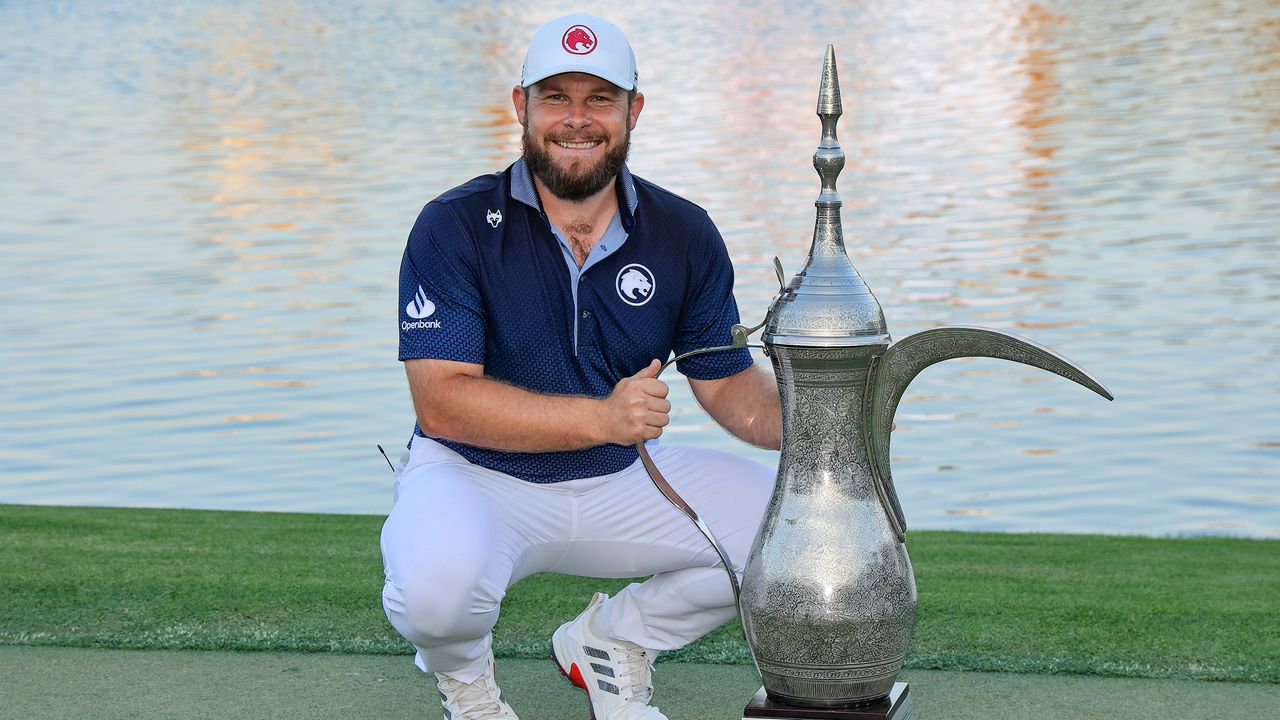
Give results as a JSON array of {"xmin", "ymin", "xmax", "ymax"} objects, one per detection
[
  {"xmin": 817, "ymin": 44, "xmax": 842, "ymax": 116},
  {"xmin": 814, "ymin": 45, "xmax": 845, "ymax": 210},
  {"xmin": 762, "ymin": 45, "xmax": 890, "ymax": 348}
]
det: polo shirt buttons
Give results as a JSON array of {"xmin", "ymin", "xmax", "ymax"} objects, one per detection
[{"xmin": 581, "ymin": 309, "xmax": 592, "ymax": 318}]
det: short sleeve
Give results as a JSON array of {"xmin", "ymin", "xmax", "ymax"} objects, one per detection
[
  {"xmin": 398, "ymin": 202, "xmax": 486, "ymax": 363},
  {"xmin": 674, "ymin": 220, "xmax": 753, "ymax": 380}
]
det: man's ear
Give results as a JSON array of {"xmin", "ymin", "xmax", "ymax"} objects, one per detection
[
  {"xmin": 628, "ymin": 92, "xmax": 645, "ymax": 132},
  {"xmin": 512, "ymin": 85, "xmax": 527, "ymax": 125}
]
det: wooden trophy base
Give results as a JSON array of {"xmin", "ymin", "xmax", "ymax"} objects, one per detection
[{"xmin": 743, "ymin": 683, "xmax": 913, "ymax": 720}]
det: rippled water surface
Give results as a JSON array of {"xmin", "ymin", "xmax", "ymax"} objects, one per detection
[{"xmin": 2, "ymin": 0, "xmax": 1277, "ymax": 536}]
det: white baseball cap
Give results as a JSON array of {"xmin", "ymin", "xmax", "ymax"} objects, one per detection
[{"xmin": 520, "ymin": 13, "xmax": 638, "ymax": 91}]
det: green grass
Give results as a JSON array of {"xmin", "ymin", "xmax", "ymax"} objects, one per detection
[{"xmin": 2, "ymin": 504, "xmax": 1277, "ymax": 683}]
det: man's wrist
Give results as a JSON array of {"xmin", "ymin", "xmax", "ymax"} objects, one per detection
[{"xmin": 581, "ymin": 396, "xmax": 612, "ymax": 447}]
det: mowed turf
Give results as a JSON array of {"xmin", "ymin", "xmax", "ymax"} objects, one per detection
[
  {"xmin": 7, "ymin": 649, "xmax": 1280, "ymax": 720},
  {"xmin": 1, "ymin": 504, "xmax": 1277, "ymax": 684}
]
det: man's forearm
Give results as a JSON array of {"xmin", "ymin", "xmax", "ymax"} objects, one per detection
[
  {"xmin": 413, "ymin": 373, "xmax": 609, "ymax": 452},
  {"xmin": 692, "ymin": 365, "xmax": 782, "ymax": 450},
  {"xmin": 407, "ymin": 358, "xmax": 670, "ymax": 452}
]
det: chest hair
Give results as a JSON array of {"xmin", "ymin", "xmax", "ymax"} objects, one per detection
[{"xmin": 565, "ymin": 220, "xmax": 596, "ymax": 267}]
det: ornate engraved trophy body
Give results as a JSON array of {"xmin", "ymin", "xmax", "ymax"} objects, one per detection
[{"xmin": 734, "ymin": 47, "xmax": 1113, "ymax": 716}]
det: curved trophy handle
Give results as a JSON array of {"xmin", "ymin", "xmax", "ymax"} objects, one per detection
[
  {"xmin": 867, "ymin": 326, "xmax": 1114, "ymax": 542},
  {"xmin": 639, "ymin": 319, "xmax": 769, "ymax": 609}
]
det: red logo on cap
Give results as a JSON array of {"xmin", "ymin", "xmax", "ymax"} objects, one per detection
[{"xmin": 562, "ymin": 25, "xmax": 597, "ymax": 55}]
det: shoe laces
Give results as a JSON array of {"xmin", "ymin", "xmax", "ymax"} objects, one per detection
[
  {"xmin": 438, "ymin": 672, "xmax": 512, "ymax": 719},
  {"xmin": 615, "ymin": 643, "xmax": 655, "ymax": 704}
]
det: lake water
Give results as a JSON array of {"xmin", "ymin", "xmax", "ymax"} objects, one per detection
[{"xmin": 1, "ymin": 0, "xmax": 1276, "ymax": 537}]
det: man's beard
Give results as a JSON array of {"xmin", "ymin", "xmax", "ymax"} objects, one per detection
[{"xmin": 522, "ymin": 124, "xmax": 630, "ymax": 203}]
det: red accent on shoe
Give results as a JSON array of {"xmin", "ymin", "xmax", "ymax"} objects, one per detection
[{"xmin": 568, "ymin": 662, "xmax": 587, "ymax": 690}]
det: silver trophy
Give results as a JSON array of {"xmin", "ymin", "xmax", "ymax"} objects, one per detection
[
  {"xmin": 741, "ymin": 46, "xmax": 1113, "ymax": 715},
  {"xmin": 639, "ymin": 46, "xmax": 1111, "ymax": 718}
]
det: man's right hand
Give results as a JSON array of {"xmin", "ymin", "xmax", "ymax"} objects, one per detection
[{"xmin": 600, "ymin": 359, "xmax": 670, "ymax": 445}]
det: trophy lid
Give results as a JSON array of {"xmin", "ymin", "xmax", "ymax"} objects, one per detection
[{"xmin": 763, "ymin": 46, "xmax": 890, "ymax": 348}]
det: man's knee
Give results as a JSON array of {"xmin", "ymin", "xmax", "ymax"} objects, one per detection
[
  {"xmin": 382, "ymin": 567, "xmax": 503, "ymax": 648},
  {"xmin": 379, "ymin": 475, "xmax": 504, "ymax": 645},
  {"xmin": 743, "ymin": 460, "xmax": 776, "ymax": 511},
  {"xmin": 732, "ymin": 457, "xmax": 776, "ymax": 520},
  {"xmin": 722, "ymin": 458, "xmax": 776, "ymax": 569}
]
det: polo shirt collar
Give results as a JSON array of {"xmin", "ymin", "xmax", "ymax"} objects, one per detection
[{"xmin": 510, "ymin": 158, "xmax": 639, "ymax": 220}]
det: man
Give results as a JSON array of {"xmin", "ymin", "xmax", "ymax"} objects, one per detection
[{"xmin": 382, "ymin": 13, "xmax": 781, "ymax": 720}]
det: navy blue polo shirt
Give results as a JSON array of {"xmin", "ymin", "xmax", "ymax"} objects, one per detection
[{"xmin": 399, "ymin": 159, "xmax": 752, "ymax": 483}]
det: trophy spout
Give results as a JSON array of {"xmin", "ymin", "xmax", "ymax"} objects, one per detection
[{"xmin": 866, "ymin": 326, "xmax": 1115, "ymax": 539}]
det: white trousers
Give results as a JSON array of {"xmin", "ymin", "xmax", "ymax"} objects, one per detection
[{"xmin": 379, "ymin": 436, "xmax": 775, "ymax": 683}]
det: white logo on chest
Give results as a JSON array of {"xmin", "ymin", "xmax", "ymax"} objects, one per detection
[
  {"xmin": 616, "ymin": 264, "xmax": 655, "ymax": 306},
  {"xmin": 486, "ymin": 209, "xmax": 502, "ymax": 228}
]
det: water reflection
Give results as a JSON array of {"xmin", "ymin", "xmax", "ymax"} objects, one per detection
[{"xmin": 0, "ymin": 0, "xmax": 1275, "ymax": 537}]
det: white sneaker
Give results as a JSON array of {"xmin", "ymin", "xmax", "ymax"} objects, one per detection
[
  {"xmin": 435, "ymin": 653, "xmax": 519, "ymax": 720},
  {"xmin": 551, "ymin": 592, "xmax": 668, "ymax": 720}
]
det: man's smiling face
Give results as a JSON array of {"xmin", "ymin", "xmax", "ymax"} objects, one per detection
[{"xmin": 514, "ymin": 72, "xmax": 644, "ymax": 202}]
